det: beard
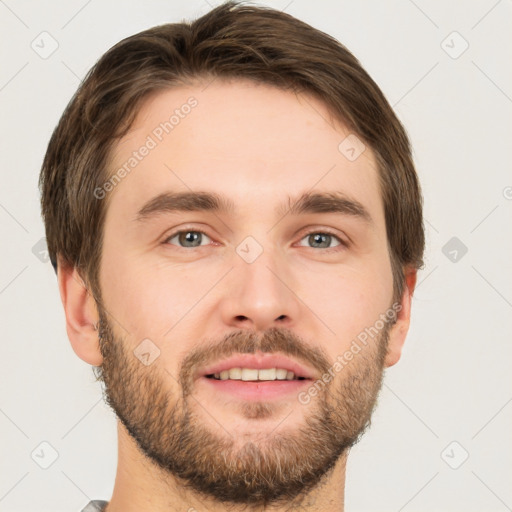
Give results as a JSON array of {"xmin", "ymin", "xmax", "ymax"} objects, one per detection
[{"xmin": 94, "ymin": 306, "xmax": 392, "ymax": 508}]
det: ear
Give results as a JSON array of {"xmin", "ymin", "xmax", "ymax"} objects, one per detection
[
  {"xmin": 57, "ymin": 258, "xmax": 103, "ymax": 366},
  {"xmin": 384, "ymin": 267, "xmax": 417, "ymax": 368}
]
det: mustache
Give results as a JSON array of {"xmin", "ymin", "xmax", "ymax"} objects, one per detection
[{"xmin": 179, "ymin": 327, "xmax": 332, "ymax": 391}]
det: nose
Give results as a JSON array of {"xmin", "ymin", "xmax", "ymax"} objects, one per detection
[{"xmin": 219, "ymin": 244, "xmax": 301, "ymax": 332}]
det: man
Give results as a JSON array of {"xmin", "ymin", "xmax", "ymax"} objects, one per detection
[{"xmin": 39, "ymin": 1, "xmax": 424, "ymax": 510}]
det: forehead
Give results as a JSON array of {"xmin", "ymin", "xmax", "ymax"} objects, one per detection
[{"xmin": 105, "ymin": 79, "xmax": 383, "ymax": 228}]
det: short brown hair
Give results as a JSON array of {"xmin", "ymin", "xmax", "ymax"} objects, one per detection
[{"xmin": 39, "ymin": 0, "xmax": 425, "ymax": 306}]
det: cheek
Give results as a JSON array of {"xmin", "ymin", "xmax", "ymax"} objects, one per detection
[
  {"xmin": 296, "ymin": 259, "xmax": 392, "ymax": 350},
  {"xmin": 102, "ymin": 254, "xmax": 219, "ymax": 341}
]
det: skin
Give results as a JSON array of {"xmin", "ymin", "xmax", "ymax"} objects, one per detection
[{"xmin": 57, "ymin": 78, "xmax": 417, "ymax": 511}]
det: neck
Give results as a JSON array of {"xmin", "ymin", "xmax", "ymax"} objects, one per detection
[{"xmin": 105, "ymin": 421, "xmax": 347, "ymax": 512}]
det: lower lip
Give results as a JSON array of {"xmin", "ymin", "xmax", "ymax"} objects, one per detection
[{"xmin": 201, "ymin": 377, "xmax": 311, "ymax": 401}]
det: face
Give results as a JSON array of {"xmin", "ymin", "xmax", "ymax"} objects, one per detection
[{"xmin": 95, "ymin": 79, "xmax": 400, "ymax": 506}]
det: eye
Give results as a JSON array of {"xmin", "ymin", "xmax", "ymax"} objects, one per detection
[
  {"xmin": 297, "ymin": 230, "xmax": 347, "ymax": 251},
  {"xmin": 164, "ymin": 229, "xmax": 212, "ymax": 248},
  {"xmin": 162, "ymin": 228, "xmax": 348, "ymax": 252}
]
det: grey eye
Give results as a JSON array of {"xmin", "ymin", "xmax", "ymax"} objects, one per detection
[
  {"xmin": 298, "ymin": 232, "xmax": 342, "ymax": 249},
  {"xmin": 166, "ymin": 230, "xmax": 212, "ymax": 248}
]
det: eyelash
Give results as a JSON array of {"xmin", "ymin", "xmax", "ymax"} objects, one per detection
[{"xmin": 163, "ymin": 228, "xmax": 349, "ymax": 252}]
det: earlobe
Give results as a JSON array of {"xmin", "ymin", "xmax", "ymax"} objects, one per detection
[
  {"xmin": 57, "ymin": 258, "xmax": 103, "ymax": 366},
  {"xmin": 384, "ymin": 267, "xmax": 417, "ymax": 368}
]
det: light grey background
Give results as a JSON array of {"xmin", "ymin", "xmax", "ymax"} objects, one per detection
[{"xmin": 1, "ymin": 1, "xmax": 511, "ymax": 511}]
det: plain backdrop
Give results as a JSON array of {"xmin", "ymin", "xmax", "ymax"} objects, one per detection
[{"xmin": 1, "ymin": 1, "xmax": 511, "ymax": 511}]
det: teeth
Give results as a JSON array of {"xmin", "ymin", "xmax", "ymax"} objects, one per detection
[
  {"xmin": 242, "ymin": 368, "xmax": 259, "ymax": 381},
  {"xmin": 212, "ymin": 368, "xmax": 299, "ymax": 381},
  {"xmin": 229, "ymin": 368, "xmax": 242, "ymax": 379},
  {"xmin": 257, "ymin": 368, "xmax": 276, "ymax": 380},
  {"xmin": 276, "ymin": 368, "xmax": 288, "ymax": 380}
]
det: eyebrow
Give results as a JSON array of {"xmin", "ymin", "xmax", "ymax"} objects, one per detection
[{"xmin": 135, "ymin": 190, "xmax": 373, "ymax": 225}]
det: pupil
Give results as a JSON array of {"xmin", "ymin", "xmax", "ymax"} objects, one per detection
[
  {"xmin": 311, "ymin": 233, "xmax": 329, "ymax": 248},
  {"xmin": 181, "ymin": 231, "xmax": 201, "ymax": 247}
]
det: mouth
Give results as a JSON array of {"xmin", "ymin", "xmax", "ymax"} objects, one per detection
[
  {"xmin": 204, "ymin": 369, "xmax": 309, "ymax": 381},
  {"xmin": 196, "ymin": 353, "xmax": 315, "ymax": 401},
  {"xmin": 200, "ymin": 372, "xmax": 312, "ymax": 401},
  {"xmin": 197, "ymin": 352, "xmax": 316, "ymax": 381}
]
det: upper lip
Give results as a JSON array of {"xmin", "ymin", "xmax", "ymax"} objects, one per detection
[{"xmin": 198, "ymin": 352, "xmax": 316, "ymax": 380}]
